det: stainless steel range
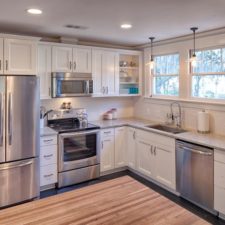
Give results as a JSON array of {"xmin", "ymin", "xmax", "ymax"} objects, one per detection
[{"xmin": 48, "ymin": 109, "xmax": 100, "ymax": 188}]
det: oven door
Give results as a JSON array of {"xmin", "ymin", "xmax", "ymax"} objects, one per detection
[
  {"xmin": 52, "ymin": 77, "xmax": 91, "ymax": 97},
  {"xmin": 58, "ymin": 130, "xmax": 100, "ymax": 172}
]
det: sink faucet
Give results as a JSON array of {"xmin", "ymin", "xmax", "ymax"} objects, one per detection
[{"xmin": 170, "ymin": 101, "xmax": 182, "ymax": 128}]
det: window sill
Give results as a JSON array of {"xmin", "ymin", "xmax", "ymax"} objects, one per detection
[{"xmin": 143, "ymin": 95, "xmax": 225, "ymax": 106}]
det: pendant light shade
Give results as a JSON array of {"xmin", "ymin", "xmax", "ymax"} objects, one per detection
[
  {"xmin": 190, "ymin": 27, "xmax": 198, "ymax": 67},
  {"xmin": 147, "ymin": 37, "xmax": 155, "ymax": 69}
]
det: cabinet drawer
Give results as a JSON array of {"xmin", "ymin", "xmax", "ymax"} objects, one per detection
[
  {"xmin": 215, "ymin": 186, "xmax": 225, "ymax": 214},
  {"xmin": 215, "ymin": 149, "xmax": 225, "ymax": 164},
  {"xmin": 215, "ymin": 161, "xmax": 225, "ymax": 188},
  {"xmin": 40, "ymin": 164, "xmax": 57, "ymax": 186},
  {"xmin": 40, "ymin": 135, "xmax": 57, "ymax": 146},
  {"xmin": 40, "ymin": 145, "xmax": 57, "ymax": 166},
  {"xmin": 101, "ymin": 128, "xmax": 114, "ymax": 137},
  {"xmin": 137, "ymin": 129, "xmax": 175, "ymax": 148}
]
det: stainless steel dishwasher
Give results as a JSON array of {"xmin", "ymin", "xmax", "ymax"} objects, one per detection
[{"xmin": 176, "ymin": 140, "xmax": 216, "ymax": 214}]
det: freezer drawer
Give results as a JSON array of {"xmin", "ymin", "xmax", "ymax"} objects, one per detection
[{"xmin": 0, "ymin": 158, "xmax": 39, "ymax": 208}]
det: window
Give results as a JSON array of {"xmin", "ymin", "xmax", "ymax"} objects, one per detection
[
  {"xmin": 152, "ymin": 53, "xmax": 179, "ymax": 96},
  {"xmin": 191, "ymin": 47, "xmax": 225, "ymax": 99}
]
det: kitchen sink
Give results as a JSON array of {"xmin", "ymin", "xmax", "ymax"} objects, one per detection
[{"xmin": 145, "ymin": 124, "xmax": 187, "ymax": 134}]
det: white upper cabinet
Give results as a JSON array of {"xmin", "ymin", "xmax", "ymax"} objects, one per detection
[
  {"xmin": 127, "ymin": 127, "xmax": 136, "ymax": 169},
  {"xmin": 115, "ymin": 127, "xmax": 127, "ymax": 168},
  {"xmin": 92, "ymin": 49, "xmax": 119, "ymax": 96},
  {"xmin": 0, "ymin": 38, "xmax": 3, "ymax": 74},
  {"xmin": 4, "ymin": 38, "xmax": 37, "ymax": 75},
  {"xmin": 73, "ymin": 47, "xmax": 91, "ymax": 73},
  {"xmin": 52, "ymin": 45, "xmax": 91, "ymax": 73},
  {"xmin": 38, "ymin": 44, "xmax": 52, "ymax": 99},
  {"xmin": 52, "ymin": 46, "xmax": 73, "ymax": 72}
]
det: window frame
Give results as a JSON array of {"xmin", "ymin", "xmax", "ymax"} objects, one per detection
[
  {"xmin": 189, "ymin": 45, "xmax": 225, "ymax": 101},
  {"xmin": 150, "ymin": 52, "xmax": 180, "ymax": 98}
]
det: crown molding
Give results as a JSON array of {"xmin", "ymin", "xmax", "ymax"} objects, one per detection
[{"xmin": 134, "ymin": 27, "xmax": 225, "ymax": 50}]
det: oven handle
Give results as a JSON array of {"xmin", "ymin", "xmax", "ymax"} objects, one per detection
[{"xmin": 59, "ymin": 129, "xmax": 100, "ymax": 138}]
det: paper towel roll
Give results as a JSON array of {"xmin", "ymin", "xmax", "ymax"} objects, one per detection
[{"xmin": 197, "ymin": 110, "xmax": 210, "ymax": 134}]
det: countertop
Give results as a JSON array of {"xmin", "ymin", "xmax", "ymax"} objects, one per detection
[
  {"xmin": 40, "ymin": 127, "xmax": 58, "ymax": 137},
  {"xmin": 40, "ymin": 117, "xmax": 225, "ymax": 150},
  {"xmin": 91, "ymin": 118, "xmax": 225, "ymax": 150}
]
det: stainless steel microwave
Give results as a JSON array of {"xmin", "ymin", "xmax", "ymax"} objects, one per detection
[{"xmin": 51, "ymin": 72, "xmax": 93, "ymax": 98}]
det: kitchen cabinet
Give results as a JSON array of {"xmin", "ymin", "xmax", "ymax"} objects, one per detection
[
  {"xmin": 52, "ymin": 46, "xmax": 91, "ymax": 73},
  {"xmin": 38, "ymin": 44, "xmax": 52, "ymax": 99},
  {"xmin": 136, "ymin": 138, "xmax": 154, "ymax": 177},
  {"xmin": 136, "ymin": 129, "xmax": 176, "ymax": 190},
  {"xmin": 100, "ymin": 129, "xmax": 115, "ymax": 172},
  {"xmin": 73, "ymin": 47, "xmax": 91, "ymax": 73},
  {"xmin": 214, "ymin": 149, "xmax": 225, "ymax": 216},
  {"xmin": 115, "ymin": 127, "xmax": 127, "ymax": 168},
  {"xmin": 0, "ymin": 38, "xmax": 3, "ymax": 74},
  {"xmin": 40, "ymin": 135, "xmax": 58, "ymax": 188},
  {"xmin": 4, "ymin": 38, "xmax": 37, "ymax": 75},
  {"xmin": 127, "ymin": 127, "xmax": 136, "ymax": 169},
  {"xmin": 92, "ymin": 49, "xmax": 119, "ymax": 96}
]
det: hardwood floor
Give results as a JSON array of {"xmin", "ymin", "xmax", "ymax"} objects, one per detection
[{"xmin": 0, "ymin": 176, "xmax": 211, "ymax": 225}]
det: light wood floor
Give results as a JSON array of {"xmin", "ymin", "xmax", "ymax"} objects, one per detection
[{"xmin": 0, "ymin": 176, "xmax": 211, "ymax": 225}]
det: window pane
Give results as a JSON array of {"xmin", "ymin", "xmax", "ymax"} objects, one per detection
[
  {"xmin": 154, "ymin": 54, "xmax": 179, "ymax": 75},
  {"xmin": 192, "ymin": 75, "xmax": 225, "ymax": 99},
  {"xmin": 153, "ymin": 76, "xmax": 179, "ymax": 96}
]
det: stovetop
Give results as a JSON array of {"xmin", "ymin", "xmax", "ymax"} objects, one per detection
[{"xmin": 48, "ymin": 118, "xmax": 100, "ymax": 133}]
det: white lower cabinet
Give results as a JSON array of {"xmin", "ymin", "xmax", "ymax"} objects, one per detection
[
  {"xmin": 40, "ymin": 135, "xmax": 58, "ymax": 187},
  {"xmin": 136, "ymin": 138, "xmax": 154, "ymax": 177},
  {"xmin": 100, "ymin": 129, "xmax": 115, "ymax": 172},
  {"xmin": 115, "ymin": 127, "xmax": 127, "ymax": 168},
  {"xmin": 214, "ymin": 149, "xmax": 225, "ymax": 216},
  {"xmin": 127, "ymin": 127, "xmax": 136, "ymax": 169}
]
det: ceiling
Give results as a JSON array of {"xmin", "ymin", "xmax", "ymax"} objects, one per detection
[{"xmin": 0, "ymin": 0, "xmax": 225, "ymax": 47}]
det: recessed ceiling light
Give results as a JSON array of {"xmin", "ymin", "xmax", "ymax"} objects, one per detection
[
  {"xmin": 27, "ymin": 8, "xmax": 42, "ymax": 15},
  {"xmin": 121, "ymin": 24, "xmax": 132, "ymax": 29}
]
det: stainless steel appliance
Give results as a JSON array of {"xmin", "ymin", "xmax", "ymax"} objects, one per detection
[
  {"xmin": 52, "ymin": 72, "xmax": 93, "ymax": 98},
  {"xmin": 0, "ymin": 75, "xmax": 40, "ymax": 208},
  {"xmin": 176, "ymin": 140, "xmax": 215, "ymax": 213},
  {"xmin": 48, "ymin": 110, "xmax": 100, "ymax": 188}
]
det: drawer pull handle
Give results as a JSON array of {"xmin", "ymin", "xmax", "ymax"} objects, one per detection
[
  {"xmin": 44, "ymin": 154, "xmax": 53, "ymax": 158},
  {"xmin": 43, "ymin": 139, "xmax": 53, "ymax": 142},
  {"xmin": 44, "ymin": 173, "xmax": 53, "ymax": 178},
  {"xmin": 104, "ymin": 131, "xmax": 111, "ymax": 134}
]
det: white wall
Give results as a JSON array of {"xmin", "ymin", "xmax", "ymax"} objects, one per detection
[
  {"xmin": 134, "ymin": 31, "xmax": 225, "ymax": 136},
  {"xmin": 41, "ymin": 97, "xmax": 134, "ymax": 121}
]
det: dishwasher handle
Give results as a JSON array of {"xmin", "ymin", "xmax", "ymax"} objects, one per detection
[{"xmin": 179, "ymin": 146, "xmax": 213, "ymax": 156}]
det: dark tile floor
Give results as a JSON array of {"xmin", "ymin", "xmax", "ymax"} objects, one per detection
[{"xmin": 40, "ymin": 170, "xmax": 225, "ymax": 225}]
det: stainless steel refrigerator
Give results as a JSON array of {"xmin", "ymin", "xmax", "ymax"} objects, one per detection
[{"xmin": 0, "ymin": 75, "xmax": 40, "ymax": 208}]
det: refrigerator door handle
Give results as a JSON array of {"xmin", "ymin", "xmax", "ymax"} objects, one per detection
[
  {"xmin": 0, "ymin": 160, "xmax": 33, "ymax": 171},
  {"xmin": 8, "ymin": 92, "xmax": 12, "ymax": 145},
  {"xmin": 0, "ymin": 93, "xmax": 3, "ymax": 147}
]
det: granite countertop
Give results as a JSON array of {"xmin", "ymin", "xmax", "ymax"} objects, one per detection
[
  {"xmin": 91, "ymin": 117, "xmax": 225, "ymax": 150},
  {"xmin": 40, "ymin": 117, "xmax": 225, "ymax": 150},
  {"xmin": 40, "ymin": 127, "xmax": 58, "ymax": 137}
]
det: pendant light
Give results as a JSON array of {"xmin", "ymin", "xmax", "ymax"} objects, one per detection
[
  {"xmin": 148, "ymin": 37, "xmax": 155, "ymax": 69},
  {"xmin": 190, "ymin": 27, "xmax": 198, "ymax": 67}
]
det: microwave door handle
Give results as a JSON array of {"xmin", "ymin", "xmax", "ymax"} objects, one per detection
[{"xmin": 85, "ymin": 81, "xmax": 89, "ymax": 94}]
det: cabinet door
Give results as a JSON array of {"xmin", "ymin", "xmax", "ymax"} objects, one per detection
[
  {"xmin": 127, "ymin": 127, "xmax": 136, "ymax": 169},
  {"xmin": 52, "ymin": 46, "xmax": 72, "ymax": 72},
  {"xmin": 102, "ymin": 51, "xmax": 119, "ymax": 96},
  {"xmin": 4, "ymin": 39, "xmax": 37, "ymax": 75},
  {"xmin": 100, "ymin": 135, "xmax": 115, "ymax": 172},
  {"xmin": 73, "ymin": 47, "xmax": 91, "ymax": 73},
  {"xmin": 38, "ymin": 45, "xmax": 52, "ymax": 99},
  {"xmin": 136, "ymin": 138, "xmax": 154, "ymax": 177},
  {"xmin": 154, "ymin": 144, "xmax": 176, "ymax": 190},
  {"xmin": 115, "ymin": 127, "xmax": 126, "ymax": 168},
  {"xmin": 92, "ymin": 50, "xmax": 103, "ymax": 96},
  {"xmin": 0, "ymin": 38, "xmax": 3, "ymax": 74}
]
